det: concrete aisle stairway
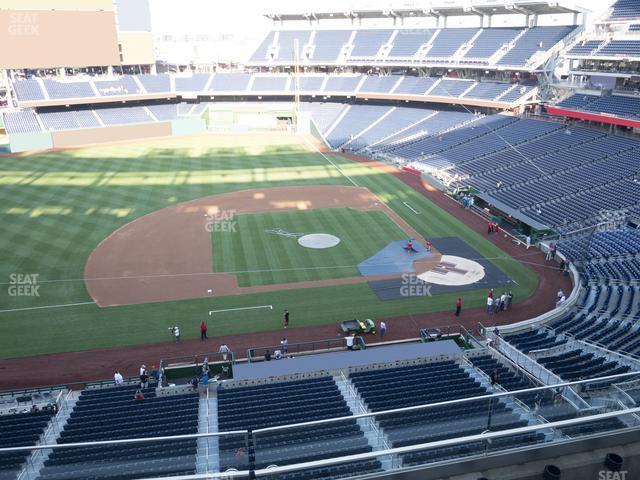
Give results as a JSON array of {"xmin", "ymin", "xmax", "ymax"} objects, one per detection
[
  {"xmin": 196, "ymin": 387, "xmax": 220, "ymax": 474},
  {"xmin": 334, "ymin": 373, "xmax": 396, "ymax": 470},
  {"xmin": 22, "ymin": 390, "xmax": 80, "ymax": 480},
  {"xmin": 462, "ymin": 356, "xmax": 554, "ymax": 441}
]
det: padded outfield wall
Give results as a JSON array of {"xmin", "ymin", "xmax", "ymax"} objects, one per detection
[
  {"xmin": 207, "ymin": 103, "xmax": 296, "ymax": 131},
  {"xmin": 7, "ymin": 120, "xmax": 208, "ymax": 152}
]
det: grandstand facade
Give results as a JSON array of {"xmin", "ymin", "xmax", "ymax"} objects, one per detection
[{"xmin": 548, "ymin": 0, "xmax": 640, "ymax": 127}]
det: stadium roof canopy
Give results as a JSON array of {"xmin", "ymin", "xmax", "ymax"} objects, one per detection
[{"xmin": 265, "ymin": 1, "xmax": 587, "ymax": 21}]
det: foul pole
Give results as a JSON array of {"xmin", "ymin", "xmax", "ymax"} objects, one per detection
[{"xmin": 293, "ymin": 39, "xmax": 301, "ymax": 131}]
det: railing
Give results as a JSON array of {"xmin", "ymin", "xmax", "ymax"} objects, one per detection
[
  {"xmin": 204, "ymin": 385, "xmax": 209, "ymax": 473},
  {"xmin": 246, "ymin": 337, "xmax": 364, "ymax": 362},
  {"xmin": 17, "ymin": 389, "xmax": 73, "ymax": 480},
  {"xmin": 484, "ymin": 341, "xmax": 550, "ymax": 392},
  {"xmin": 338, "ymin": 370, "xmax": 392, "ymax": 458},
  {"xmin": 485, "ymin": 330, "xmax": 591, "ymax": 409},
  {"xmin": 575, "ymin": 337, "xmax": 640, "ymax": 367},
  {"xmin": 161, "ymin": 351, "xmax": 236, "ymax": 367},
  {"xmin": 3, "ymin": 380, "xmax": 640, "ymax": 480},
  {"xmin": 419, "ymin": 323, "xmax": 480, "ymax": 350}
]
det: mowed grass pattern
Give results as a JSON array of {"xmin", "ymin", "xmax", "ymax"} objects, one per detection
[
  {"xmin": 213, "ymin": 209, "xmax": 406, "ymax": 286},
  {"xmin": 0, "ymin": 134, "xmax": 538, "ymax": 358},
  {"xmin": 0, "ymin": 135, "xmax": 350, "ymax": 311}
]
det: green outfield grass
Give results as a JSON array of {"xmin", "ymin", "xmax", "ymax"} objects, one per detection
[
  {"xmin": 213, "ymin": 208, "xmax": 405, "ymax": 286},
  {"xmin": 0, "ymin": 134, "xmax": 538, "ymax": 359}
]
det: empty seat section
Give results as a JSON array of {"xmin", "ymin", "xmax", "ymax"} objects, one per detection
[
  {"xmin": 349, "ymin": 29, "xmax": 394, "ymax": 57},
  {"xmin": 425, "ymin": 28, "xmax": 476, "ymax": 58},
  {"xmin": 464, "ymin": 28, "xmax": 522, "ymax": 60},
  {"xmin": 251, "ymin": 76, "xmax": 288, "ymax": 92},
  {"xmin": 135, "ymin": 74, "xmax": 171, "ymax": 93},
  {"xmin": 0, "ymin": 410, "xmax": 54, "ymax": 480},
  {"xmin": 250, "ymin": 31, "xmax": 276, "ymax": 62},
  {"xmin": 325, "ymin": 105, "xmax": 392, "ymax": 148},
  {"xmin": 276, "ymin": 31, "xmax": 312, "ymax": 62},
  {"xmin": 42, "ymin": 79, "xmax": 95, "ymax": 99},
  {"xmin": 311, "ymin": 30, "xmax": 352, "ymax": 62},
  {"xmin": 39, "ymin": 110, "xmax": 100, "ymax": 130},
  {"xmin": 3, "ymin": 111, "xmax": 42, "ymax": 134},
  {"xmin": 94, "ymin": 76, "xmax": 141, "ymax": 96},
  {"xmin": 209, "ymin": 73, "xmax": 252, "ymax": 91},
  {"xmin": 217, "ymin": 377, "xmax": 377, "ymax": 474},
  {"xmin": 388, "ymin": 30, "xmax": 434, "ymax": 58},
  {"xmin": 175, "ymin": 74, "xmax": 212, "ymax": 92},
  {"xmin": 38, "ymin": 384, "xmax": 198, "ymax": 480},
  {"xmin": 349, "ymin": 360, "xmax": 532, "ymax": 465},
  {"xmin": 497, "ymin": 26, "xmax": 575, "ymax": 66}
]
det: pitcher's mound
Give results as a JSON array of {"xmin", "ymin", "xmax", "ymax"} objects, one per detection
[{"xmin": 298, "ymin": 233, "xmax": 341, "ymax": 249}]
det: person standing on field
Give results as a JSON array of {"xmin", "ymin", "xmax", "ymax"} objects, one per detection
[
  {"xmin": 486, "ymin": 296, "xmax": 494, "ymax": 314},
  {"xmin": 379, "ymin": 321, "xmax": 387, "ymax": 340},
  {"xmin": 200, "ymin": 321, "xmax": 207, "ymax": 341},
  {"xmin": 283, "ymin": 310, "xmax": 289, "ymax": 329},
  {"xmin": 455, "ymin": 297, "xmax": 462, "ymax": 317},
  {"xmin": 345, "ymin": 335, "xmax": 355, "ymax": 351}
]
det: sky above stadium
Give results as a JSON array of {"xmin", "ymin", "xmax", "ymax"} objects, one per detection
[
  {"xmin": 150, "ymin": 0, "xmax": 612, "ymax": 35},
  {"xmin": 149, "ymin": 0, "xmax": 613, "ymax": 63}
]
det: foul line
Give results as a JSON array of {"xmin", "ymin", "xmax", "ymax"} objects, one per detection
[
  {"xmin": 209, "ymin": 305, "xmax": 273, "ymax": 315},
  {"xmin": 301, "ymin": 135, "xmax": 359, "ymax": 187},
  {"xmin": 403, "ymin": 202, "xmax": 420, "ymax": 214},
  {"xmin": 0, "ymin": 301, "xmax": 95, "ymax": 314}
]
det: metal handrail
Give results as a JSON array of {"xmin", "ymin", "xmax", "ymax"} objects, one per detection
[
  {"xmin": 246, "ymin": 337, "xmax": 361, "ymax": 362},
  {"xmin": 488, "ymin": 334, "xmax": 591, "ymax": 409},
  {"xmin": 17, "ymin": 389, "xmax": 71, "ymax": 480},
  {"xmin": 146, "ymin": 406, "xmax": 640, "ymax": 480},
  {"xmin": 338, "ymin": 371, "xmax": 390, "ymax": 452},
  {"xmin": 251, "ymin": 406, "xmax": 640, "ymax": 478},
  {"xmin": 2, "ymin": 371, "xmax": 640, "ymax": 457},
  {"xmin": 205, "ymin": 385, "xmax": 209, "ymax": 472}
]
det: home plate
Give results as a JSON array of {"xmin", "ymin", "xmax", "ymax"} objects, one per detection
[
  {"xmin": 298, "ymin": 233, "xmax": 341, "ymax": 249},
  {"xmin": 418, "ymin": 255, "xmax": 485, "ymax": 286}
]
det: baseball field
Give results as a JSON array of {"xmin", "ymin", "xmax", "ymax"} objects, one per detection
[{"xmin": 0, "ymin": 133, "xmax": 539, "ymax": 360}]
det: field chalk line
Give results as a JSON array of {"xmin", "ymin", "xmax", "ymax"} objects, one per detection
[
  {"xmin": 0, "ymin": 301, "xmax": 95, "ymax": 314},
  {"xmin": 301, "ymin": 135, "xmax": 359, "ymax": 187},
  {"xmin": 403, "ymin": 202, "xmax": 420, "ymax": 214},
  {"xmin": 209, "ymin": 305, "xmax": 273, "ymax": 315}
]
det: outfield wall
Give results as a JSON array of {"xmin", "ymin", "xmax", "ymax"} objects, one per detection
[
  {"xmin": 7, "ymin": 131, "xmax": 53, "ymax": 152},
  {"xmin": 51, "ymin": 123, "xmax": 172, "ymax": 149},
  {"xmin": 207, "ymin": 103, "xmax": 295, "ymax": 131},
  {"xmin": 8, "ymin": 120, "xmax": 208, "ymax": 152},
  {"xmin": 170, "ymin": 118, "xmax": 207, "ymax": 136}
]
